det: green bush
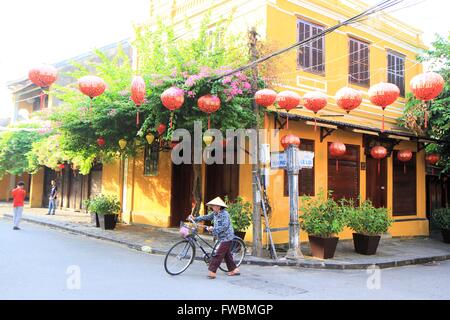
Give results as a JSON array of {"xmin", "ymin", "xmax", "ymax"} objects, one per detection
[
  {"xmin": 225, "ymin": 196, "xmax": 252, "ymax": 232},
  {"xmin": 345, "ymin": 200, "xmax": 393, "ymax": 236},
  {"xmin": 299, "ymin": 192, "xmax": 347, "ymax": 238},
  {"xmin": 432, "ymin": 208, "xmax": 450, "ymax": 230},
  {"xmin": 87, "ymin": 194, "xmax": 121, "ymax": 216}
]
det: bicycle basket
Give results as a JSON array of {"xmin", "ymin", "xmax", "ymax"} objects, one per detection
[{"xmin": 179, "ymin": 223, "xmax": 193, "ymax": 238}]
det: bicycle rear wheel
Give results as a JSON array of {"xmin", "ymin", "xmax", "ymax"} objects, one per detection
[
  {"xmin": 164, "ymin": 240, "xmax": 195, "ymax": 275},
  {"xmin": 213, "ymin": 237, "xmax": 246, "ymax": 272}
]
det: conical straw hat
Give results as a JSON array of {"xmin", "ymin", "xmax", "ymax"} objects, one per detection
[{"xmin": 206, "ymin": 197, "xmax": 228, "ymax": 208}]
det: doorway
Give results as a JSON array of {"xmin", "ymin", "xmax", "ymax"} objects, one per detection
[
  {"xmin": 170, "ymin": 163, "xmax": 194, "ymax": 227},
  {"xmin": 366, "ymin": 157, "xmax": 387, "ymax": 208},
  {"xmin": 205, "ymin": 162, "xmax": 239, "ymax": 207}
]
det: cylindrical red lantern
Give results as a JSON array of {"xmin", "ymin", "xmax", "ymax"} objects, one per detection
[
  {"xmin": 329, "ymin": 142, "xmax": 346, "ymax": 172},
  {"xmin": 335, "ymin": 87, "xmax": 362, "ymax": 114},
  {"xmin": 410, "ymin": 72, "xmax": 445, "ymax": 129},
  {"xmin": 368, "ymin": 82, "xmax": 400, "ymax": 131},
  {"xmin": 97, "ymin": 137, "xmax": 106, "ymax": 147},
  {"xmin": 78, "ymin": 76, "xmax": 106, "ymax": 114},
  {"xmin": 255, "ymin": 89, "xmax": 277, "ymax": 107},
  {"xmin": 161, "ymin": 87, "xmax": 185, "ymax": 128},
  {"xmin": 277, "ymin": 91, "xmax": 301, "ymax": 130},
  {"xmin": 280, "ymin": 134, "xmax": 300, "ymax": 149},
  {"xmin": 58, "ymin": 163, "xmax": 65, "ymax": 169},
  {"xmin": 197, "ymin": 94, "xmax": 221, "ymax": 129},
  {"xmin": 397, "ymin": 149, "xmax": 413, "ymax": 174},
  {"xmin": 303, "ymin": 91, "xmax": 327, "ymax": 131},
  {"xmin": 370, "ymin": 146, "xmax": 388, "ymax": 174},
  {"xmin": 426, "ymin": 153, "xmax": 440, "ymax": 175},
  {"xmin": 28, "ymin": 65, "xmax": 58, "ymax": 110},
  {"xmin": 131, "ymin": 76, "xmax": 146, "ymax": 126}
]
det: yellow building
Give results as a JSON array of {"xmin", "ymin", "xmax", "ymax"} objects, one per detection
[{"xmin": 98, "ymin": 0, "xmax": 437, "ymax": 244}]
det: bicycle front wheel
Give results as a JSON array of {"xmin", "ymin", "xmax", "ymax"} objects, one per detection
[
  {"xmin": 213, "ymin": 237, "xmax": 246, "ymax": 272},
  {"xmin": 164, "ymin": 240, "xmax": 195, "ymax": 275}
]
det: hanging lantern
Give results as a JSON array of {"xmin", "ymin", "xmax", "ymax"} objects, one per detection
[
  {"xmin": 368, "ymin": 82, "xmax": 400, "ymax": 132},
  {"xmin": 146, "ymin": 133, "xmax": 155, "ymax": 145},
  {"xmin": 277, "ymin": 91, "xmax": 301, "ymax": 130},
  {"xmin": 28, "ymin": 65, "xmax": 58, "ymax": 110},
  {"xmin": 397, "ymin": 149, "xmax": 413, "ymax": 174},
  {"xmin": 203, "ymin": 134, "xmax": 214, "ymax": 146},
  {"xmin": 370, "ymin": 146, "xmax": 388, "ymax": 175},
  {"xmin": 78, "ymin": 75, "xmax": 106, "ymax": 113},
  {"xmin": 280, "ymin": 134, "xmax": 300, "ymax": 149},
  {"xmin": 303, "ymin": 91, "xmax": 327, "ymax": 131},
  {"xmin": 335, "ymin": 87, "xmax": 362, "ymax": 114},
  {"xmin": 197, "ymin": 94, "xmax": 221, "ymax": 129},
  {"xmin": 329, "ymin": 142, "xmax": 346, "ymax": 172},
  {"xmin": 157, "ymin": 123, "xmax": 167, "ymax": 136},
  {"xmin": 131, "ymin": 76, "xmax": 146, "ymax": 126},
  {"xmin": 161, "ymin": 87, "xmax": 185, "ymax": 128},
  {"xmin": 97, "ymin": 137, "xmax": 106, "ymax": 147},
  {"xmin": 410, "ymin": 72, "xmax": 445, "ymax": 129},
  {"xmin": 426, "ymin": 153, "xmax": 440, "ymax": 175},
  {"xmin": 58, "ymin": 163, "xmax": 65, "ymax": 169},
  {"xmin": 255, "ymin": 89, "xmax": 277, "ymax": 107},
  {"xmin": 118, "ymin": 139, "xmax": 127, "ymax": 150}
]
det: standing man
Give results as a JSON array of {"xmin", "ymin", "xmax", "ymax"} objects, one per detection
[
  {"xmin": 11, "ymin": 181, "xmax": 26, "ymax": 230},
  {"xmin": 47, "ymin": 180, "xmax": 57, "ymax": 215}
]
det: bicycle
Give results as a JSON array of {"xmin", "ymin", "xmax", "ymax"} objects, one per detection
[{"xmin": 164, "ymin": 217, "xmax": 246, "ymax": 275}]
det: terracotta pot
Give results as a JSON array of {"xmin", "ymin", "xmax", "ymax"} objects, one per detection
[
  {"xmin": 441, "ymin": 229, "xmax": 450, "ymax": 244},
  {"xmin": 235, "ymin": 231, "xmax": 246, "ymax": 240},
  {"xmin": 352, "ymin": 233, "xmax": 381, "ymax": 255},
  {"xmin": 308, "ymin": 235, "xmax": 339, "ymax": 259}
]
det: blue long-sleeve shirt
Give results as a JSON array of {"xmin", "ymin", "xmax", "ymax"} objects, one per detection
[{"xmin": 194, "ymin": 209, "xmax": 235, "ymax": 242}]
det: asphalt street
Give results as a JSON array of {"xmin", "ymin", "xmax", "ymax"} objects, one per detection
[{"xmin": 1, "ymin": 218, "xmax": 449, "ymax": 300}]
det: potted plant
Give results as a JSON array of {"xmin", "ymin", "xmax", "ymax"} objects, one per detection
[
  {"xmin": 432, "ymin": 208, "xmax": 450, "ymax": 244},
  {"xmin": 345, "ymin": 200, "xmax": 393, "ymax": 255},
  {"xmin": 225, "ymin": 196, "xmax": 252, "ymax": 240},
  {"xmin": 300, "ymin": 192, "xmax": 347, "ymax": 259},
  {"xmin": 87, "ymin": 194, "xmax": 121, "ymax": 230},
  {"xmin": 83, "ymin": 199, "xmax": 99, "ymax": 227}
]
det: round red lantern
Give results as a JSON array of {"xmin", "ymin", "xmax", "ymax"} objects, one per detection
[
  {"xmin": 157, "ymin": 123, "xmax": 167, "ymax": 136},
  {"xmin": 161, "ymin": 87, "xmax": 185, "ymax": 128},
  {"xmin": 277, "ymin": 91, "xmax": 301, "ymax": 130},
  {"xmin": 329, "ymin": 142, "xmax": 346, "ymax": 172},
  {"xmin": 280, "ymin": 134, "xmax": 300, "ymax": 149},
  {"xmin": 335, "ymin": 87, "xmax": 362, "ymax": 114},
  {"xmin": 255, "ymin": 89, "xmax": 277, "ymax": 107},
  {"xmin": 426, "ymin": 153, "xmax": 440, "ymax": 175},
  {"xmin": 28, "ymin": 65, "xmax": 58, "ymax": 110},
  {"xmin": 370, "ymin": 146, "xmax": 388, "ymax": 174},
  {"xmin": 368, "ymin": 82, "xmax": 400, "ymax": 131},
  {"xmin": 197, "ymin": 94, "xmax": 221, "ymax": 129},
  {"xmin": 303, "ymin": 91, "xmax": 327, "ymax": 131},
  {"xmin": 78, "ymin": 75, "xmax": 106, "ymax": 98},
  {"xmin": 131, "ymin": 76, "xmax": 146, "ymax": 126},
  {"xmin": 58, "ymin": 163, "xmax": 65, "ymax": 170},
  {"xmin": 397, "ymin": 149, "xmax": 413, "ymax": 174},
  {"xmin": 97, "ymin": 137, "xmax": 106, "ymax": 147}
]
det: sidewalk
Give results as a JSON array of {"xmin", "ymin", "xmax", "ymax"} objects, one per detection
[{"xmin": 1, "ymin": 203, "xmax": 450, "ymax": 270}]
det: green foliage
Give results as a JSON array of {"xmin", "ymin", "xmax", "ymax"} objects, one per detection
[
  {"xmin": 344, "ymin": 199, "xmax": 393, "ymax": 236},
  {"xmin": 299, "ymin": 192, "xmax": 347, "ymax": 238},
  {"xmin": 87, "ymin": 194, "xmax": 121, "ymax": 216},
  {"xmin": 432, "ymin": 207, "xmax": 450, "ymax": 230},
  {"xmin": 225, "ymin": 196, "xmax": 252, "ymax": 232}
]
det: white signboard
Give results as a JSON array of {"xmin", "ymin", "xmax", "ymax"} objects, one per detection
[
  {"xmin": 298, "ymin": 151, "xmax": 314, "ymax": 169},
  {"xmin": 270, "ymin": 151, "xmax": 314, "ymax": 169}
]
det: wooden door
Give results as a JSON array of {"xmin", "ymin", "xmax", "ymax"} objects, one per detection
[
  {"xmin": 43, "ymin": 167, "xmax": 59, "ymax": 208},
  {"xmin": 366, "ymin": 157, "xmax": 387, "ymax": 208},
  {"xmin": 205, "ymin": 162, "xmax": 239, "ymax": 206},
  {"xmin": 89, "ymin": 165, "xmax": 103, "ymax": 198},
  {"xmin": 393, "ymin": 151, "xmax": 416, "ymax": 216},
  {"xmin": 68, "ymin": 170, "xmax": 82, "ymax": 210},
  {"xmin": 170, "ymin": 164, "xmax": 193, "ymax": 227}
]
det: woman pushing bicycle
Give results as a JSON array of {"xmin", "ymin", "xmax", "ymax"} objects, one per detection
[{"xmin": 188, "ymin": 197, "xmax": 241, "ymax": 279}]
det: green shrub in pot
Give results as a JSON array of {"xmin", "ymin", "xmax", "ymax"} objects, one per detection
[
  {"xmin": 225, "ymin": 196, "xmax": 252, "ymax": 239},
  {"xmin": 88, "ymin": 194, "xmax": 121, "ymax": 230}
]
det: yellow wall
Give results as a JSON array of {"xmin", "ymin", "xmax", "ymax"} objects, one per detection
[
  {"xmin": 0, "ymin": 174, "xmax": 12, "ymax": 201},
  {"xmin": 29, "ymin": 169, "xmax": 44, "ymax": 208}
]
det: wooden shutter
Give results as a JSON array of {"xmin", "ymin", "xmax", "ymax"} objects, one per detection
[
  {"xmin": 328, "ymin": 144, "xmax": 360, "ymax": 202},
  {"xmin": 393, "ymin": 151, "xmax": 416, "ymax": 216},
  {"xmin": 297, "ymin": 19, "xmax": 325, "ymax": 74},
  {"xmin": 349, "ymin": 38, "xmax": 370, "ymax": 86},
  {"xmin": 284, "ymin": 139, "xmax": 315, "ymax": 197},
  {"xmin": 387, "ymin": 51, "xmax": 405, "ymax": 97}
]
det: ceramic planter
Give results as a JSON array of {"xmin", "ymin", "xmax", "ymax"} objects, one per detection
[
  {"xmin": 441, "ymin": 229, "xmax": 450, "ymax": 244},
  {"xmin": 308, "ymin": 235, "xmax": 339, "ymax": 259},
  {"xmin": 98, "ymin": 214, "xmax": 117, "ymax": 230},
  {"xmin": 352, "ymin": 233, "xmax": 381, "ymax": 255}
]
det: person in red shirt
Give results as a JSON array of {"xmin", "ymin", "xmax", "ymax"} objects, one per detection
[{"xmin": 11, "ymin": 181, "xmax": 26, "ymax": 230}]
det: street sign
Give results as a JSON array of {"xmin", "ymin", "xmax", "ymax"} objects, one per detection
[
  {"xmin": 270, "ymin": 151, "xmax": 314, "ymax": 169},
  {"xmin": 270, "ymin": 152, "xmax": 287, "ymax": 169},
  {"xmin": 298, "ymin": 150, "xmax": 314, "ymax": 169}
]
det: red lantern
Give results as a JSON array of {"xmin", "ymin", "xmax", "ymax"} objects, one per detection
[
  {"xmin": 370, "ymin": 146, "xmax": 388, "ymax": 175},
  {"xmin": 161, "ymin": 87, "xmax": 185, "ymax": 128},
  {"xmin": 410, "ymin": 72, "xmax": 445, "ymax": 129},
  {"xmin": 197, "ymin": 94, "xmax": 221, "ymax": 129},
  {"xmin": 368, "ymin": 82, "xmax": 400, "ymax": 132},
  {"xmin": 28, "ymin": 65, "xmax": 58, "ymax": 110},
  {"xmin": 131, "ymin": 76, "xmax": 146, "ymax": 126},
  {"xmin": 303, "ymin": 91, "xmax": 327, "ymax": 131},
  {"xmin": 335, "ymin": 87, "xmax": 362, "ymax": 114},
  {"xmin": 329, "ymin": 142, "xmax": 346, "ymax": 172},
  {"xmin": 58, "ymin": 163, "xmax": 65, "ymax": 169},
  {"xmin": 426, "ymin": 153, "xmax": 440, "ymax": 175},
  {"xmin": 78, "ymin": 76, "xmax": 106, "ymax": 113},
  {"xmin": 397, "ymin": 149, "xmax": 413, "ymax": 174},
  {"xmin": 280, "ymin": 134, "xmax": 300, "ymax": 149},
  {"xmin": 157, "ymin": 123, "xmax": 167, "ymax": 136},
  {"xmin": 255, "ymin": 89, "xmax": 277, "ymax": 107},
  {"xmin": 97, "ymin": 137, "xmax": 106, "ymax": 147},
  {"xmin": 277, "ymin": 91, "xmax": 301, "ymax": 130}
]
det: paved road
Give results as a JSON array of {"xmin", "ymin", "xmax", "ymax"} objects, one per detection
[{"xmin": 1, "ymin": 218, "xmax": 449, "ymax": 300}]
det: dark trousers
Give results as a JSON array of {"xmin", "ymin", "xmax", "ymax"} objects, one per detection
[{"xmin": 209, "ymin": 241, "xmax": 237, "ymax": 273}]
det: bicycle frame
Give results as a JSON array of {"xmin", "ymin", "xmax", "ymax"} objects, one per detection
[{"xmin": 185, "ymin": 231, "xmax": 216, "ymax": 261}]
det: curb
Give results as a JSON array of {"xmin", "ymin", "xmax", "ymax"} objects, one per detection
[{"xmin": 3, "ymin": 214, "xmax": 450, "ymax": 270}]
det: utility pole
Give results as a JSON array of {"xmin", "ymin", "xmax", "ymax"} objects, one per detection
[{"xmin": 249, "ymin": 27, "xmax": 263, "ymax": 257}]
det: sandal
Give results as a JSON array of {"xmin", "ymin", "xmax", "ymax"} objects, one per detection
[
  {"xmin": 207, "ymin": 272, "xmax": 216, "ymax": 279},
  {"xmin": 227, "ymin": 269, "xmax": 241, "ymax": 276}
]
